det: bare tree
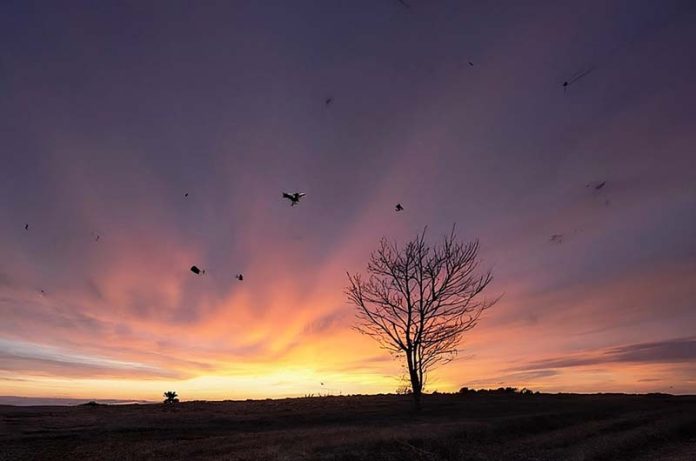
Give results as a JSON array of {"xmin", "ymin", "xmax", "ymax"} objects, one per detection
[{"xmin": 346, "ymin": 227, "xmax": 496, "ymax": 410}]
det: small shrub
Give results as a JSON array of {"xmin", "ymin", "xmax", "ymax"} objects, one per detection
[
  {"xmin": 395, "ymin": 385, "xmax": 412, "ymax": 395},
  {"xmin": 163, "ymin": 391, "xmax": 179, "ymax": 404}
]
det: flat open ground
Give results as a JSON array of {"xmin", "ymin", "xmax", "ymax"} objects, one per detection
[{"xmin": 1, "ymin": 393, "xmax": 695, "ymax": 460}]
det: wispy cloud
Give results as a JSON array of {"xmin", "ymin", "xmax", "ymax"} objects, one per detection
[
  {"xmin": 0, "ymin": 339, "xmax": 181, "ymax": 379},
  {"xmin": 513, "ymin": 337, "xmax": 696, "ymax": 371}
]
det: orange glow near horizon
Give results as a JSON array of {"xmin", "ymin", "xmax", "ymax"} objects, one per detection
[{"xmin": 3, "ymin": 245, "xmax": 695, "ymax": 400}]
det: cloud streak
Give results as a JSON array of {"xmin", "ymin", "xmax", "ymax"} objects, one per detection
[{"xmin": 514, "ymin": 337, "xmax": 696, "ymax": 371}]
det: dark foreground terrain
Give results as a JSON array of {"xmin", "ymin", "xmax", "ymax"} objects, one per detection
[{"xmin": 1, "ymin": 393, "xmax": 695, "ymax": 460}]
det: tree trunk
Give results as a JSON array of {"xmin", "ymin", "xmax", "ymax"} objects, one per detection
[
  {"xmin": 411, "ymin": 385, "xmax": 422, "ymax": 411},
  {"xmin": 409, "ymin": 365, "xmax": 422, "ymax": 411}
]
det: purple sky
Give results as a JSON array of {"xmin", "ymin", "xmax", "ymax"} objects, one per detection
[{"xmin": 1, "ymin": 0, "xmax": 695, "ymax": 401}]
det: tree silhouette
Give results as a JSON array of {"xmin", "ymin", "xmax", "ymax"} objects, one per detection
[
  {"xmin": 163, "ymin": 391, "xmax": 179, "ymax": 404},
  {"xmin": 346, "ymin": 227, "xmax": 496, "ymax": 410}
]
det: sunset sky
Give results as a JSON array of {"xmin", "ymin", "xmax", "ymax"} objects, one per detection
[{"xmin": 1, "ymin": 0, "xmax": 695, "ymax": 403}]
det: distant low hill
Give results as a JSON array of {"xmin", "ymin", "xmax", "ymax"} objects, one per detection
[{"xmin": 0, "ymin": 396, "xmax": 151, "ymax": 406}]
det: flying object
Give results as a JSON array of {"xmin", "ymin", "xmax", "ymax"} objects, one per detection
[
  {"xmin": 24, "ymin": 224, "xmax": 29, "ymax": 231},
  {"xmin": 395, "ymin": 203, "xmax": 404, "ymax": 212},
  {"xmin": 549, "ymin": 234, "xmax": 564, "ymax": 244},
  {"xmin": 236, "ymin": 274, "xmax": 244, "ymax": 281},
  {"xmin": 190, "ymin": 266, "xmax": 205, "ymax": 275},
  {"xmin": 283, "ymin": 192, "xmax": 306, "ymax": 206},
  {"xmin": 585, "ymin": 180, "xmax": 607, "ymax": 190},
  {"xmin": 563, "ymin": 67, "xmax": 595, "ymax": 92}
]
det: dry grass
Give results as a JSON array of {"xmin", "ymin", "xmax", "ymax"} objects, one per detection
[{"xmin": 1, "ymin": 393, "xmax": 694, "ymax": 460}]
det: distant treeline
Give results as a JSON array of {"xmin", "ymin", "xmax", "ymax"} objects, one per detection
[
  {"xmin": 394, "ymin": 386, "xmax": 539, "ymax": 396},
  {"xmin": 457, "ymin": 387, "xmax": 537, "ymax": 395}
]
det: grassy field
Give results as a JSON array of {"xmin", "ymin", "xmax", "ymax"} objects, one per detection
[{"xmin": 1, "ymin": 393, "xmax": 695, "ymax": 460}]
